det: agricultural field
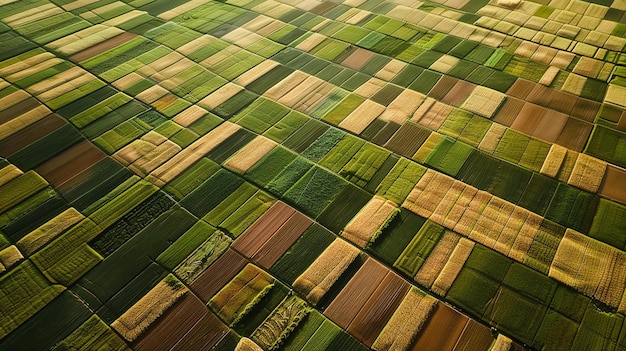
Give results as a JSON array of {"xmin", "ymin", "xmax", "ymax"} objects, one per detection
[{"xmin": 1, "ymin": 0, "xmax": 626, "ymax": 350}]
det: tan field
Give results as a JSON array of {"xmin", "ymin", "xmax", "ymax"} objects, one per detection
[
  {"xmin": 567, "ymin": 153, "xmax": 607, "ymax": 193},
  {"xmin": 431, "ymin": 238, "xmax": 474, "ymax": 296},
  {"xmin": 16, "ymin": 208, "xmax": 84, "ymax": 255},
  {"xmin": 293, "ymin": 238, "xmax": 359, "ymax": 306},
  {"xmin": 338, "ymin": 99, "xmax": 386, "ymax": 134},
  {"xmin": 112, "ymin": 278, "xmax": 187, "ymax": 341},
  {"xmin": 224, "ymin": 136, "xmax": 277, "ymax": 174},
  {"xmin": 415, "ymin": 231, "xmax": 461, "ymax": 288},
  {"xmin": 146, "ymin": 122, "xmax": 240, "ymax": 186},
  {"xmin": 342, "ymin": 196, "xmax": 398, "ymax": 247}
]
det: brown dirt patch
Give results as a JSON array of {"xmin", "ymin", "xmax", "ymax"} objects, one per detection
[
  {"xmin": 347, "ymin": 271, "xmax": 409, "ymax": 346},
  {"xmin": 532, "ymin": 109, "xmax": 569, "ymax": 143},
  {"xmin": 493, "ymin": 97, "xmax": 524, "ymax": 126},
  {"xmin": 231, "ymin": 201, "xmax": 295, "ymax": 259},
  {"xmin": 555, "ymin": 118, "xmax": 593, "ymax": 152},
  {"xmin": 505, "ymin": 79, "xmax": 535, "ymax": 100},
  {"xmin": 410, "ymin": 302, "xmax": 468, "ymax": 351},
  {"xmin": 190, "ymin": 248, "xmax": 248, "ymax": 302},
  {"xmin": 511, "ymin": 102, "xmax": 546, "ymax": 135},
  {"xmin": 441, "ymin": 80, "xmax": 475, "ymax": 107},
  {"xmin": 69, "ymin": 32, "xmax": 137, "ymax": 63},
  {"xmin": 132, "ymin": 294, "xmax": 222, "ymax": 351},
  {"xmin": 35, "ymin": 140, "xmax": 106, "ymax": 187},
  {"xmin": 571, "ymin": 97, "xmax": 601, "ymax": 122},
  {"xmin": 453, "ymin": 319, "xmax": 494, "ymax": 351},
  {"xmin": 599, "ymin": 165, "xmax": 626, "ymax": 205},
  {"xmin": 324, "ymin": 257, "xmax": 388, "ymax": 329},
  {"xmin": 252, "ymin": 210, "xmax": 312, "ymax": 269},
  {"xmin": 341, "ymin": 48, "xmax": 375, "ymax": 70}
]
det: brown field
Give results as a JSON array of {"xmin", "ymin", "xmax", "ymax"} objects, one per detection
[
  {"xmin": 249, "ymin": 210, "xmax": 312, "ymax": 269},
  {"xmin": 452, "ymin": 319, "xmax": 494, "ymax": 351},
  {"xmin": 35, "ymin": 140, "xmax": 106, "ymax": 187},
  {"xmin": 599, "ymin": 165, "xmax": 626, "ymax": 205},
  {"xmin": 324, "ymin": 258, "xmax": 388, "ymax": 328},
  {"xmin": 493, "ymin": 97, "xmax": 524, "ymax": 126},
  {"xmin": 347, "ymin": 270, "xmax": 410, "ymax": 346},
  {"xmin": 341, "ymin": 48, "xmax": 374, "ymax": 70},
  {"xmin": 231, "ymin": 202, "xmax": 296, "ymax": 259},
  {"xmin": 411, "ymin": 301, "xmax": 468, "ymax": 351},
  {"xmin": 132, "ymin": 295, "xmax": 225, "ymax": 351},
  {"xmin": 190, "ymin": 249, "xmax": 248, "ymax": 302},
  {"xmin": 442, "ymin": 80, "xmax": 474, "ymax": 107},
  {"xmin": 429, "ymin": 76, "xmax": 458, "ymax": 101},
  {"xmin": 554, "ymin": 118, "xmax": 592, "ymax": 152}
]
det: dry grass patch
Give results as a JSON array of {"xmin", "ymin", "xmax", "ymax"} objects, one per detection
[
  {"xmin": 539, "ymin": 144, "xmax": 567, "ymax": 177},
  {"xmin": 277, "ymin": 75, "xmax": 325, "ymax": 108},
  {"xmin": 469, "ymin": 197, "xmax": 515, "ymax": 248},
  {"xmin": 47, "ymin": 26, "xmax": 124, "ymax": 56},
  {"xmin": 478, "ymin": 123, "xmax": 507, "ymax": 153},
  {"xmin": 453, "ymin": 190, "xmax": 491, "ymax": 236},
  {"xmin": 461, "ymin": 86, "xmax": 506, "ymax": 118},
  {"xmin": 508, "ymin": 212, "xmax": 542, "ymax": 262},
  {"xmin": 17, "ymin": 208, "xmax": 84, "ymax": 256},
  {"xmin": 430, "ymin": 55, "xmax": 460, "ymax": 74},
  {"xmin": 342, "ymin": 196, "xmax": 399, "ymax": 247},
  {"xmin": 431, "ymin": 238, "xmax": 474, "ymax": 296},
  {"xmin": 561, "ymin": 73, "xmax": 586, "ymax": 95},
  {"xmin": 172, "ymin": 105, "xmax": 210, "ymax": 127},
  {"xmin": 491, "ymin": 334, "xmax": 513, "ymax": 351},
  {"xmin": 295, "ymin": 33, "xmax": 327, "ymax": 52},
  {"xmin": 375, "ymin": 60, "xmax": 407, "ymax": 81},
  {"xmin": 25, "ymin": 66, "xmax": 84, "ymax": 95},
  {"xmin": 403, "ymin": 169, "xmax": 455, "ymax": 219},
  {"xmin": 198, "ymin": 83, "xmax": 244, "ymax": 109},
  {"xmin": 146, "ymin": 122, "xmax": 239, "ymax": 186},
  {"xmin": 493, "ymin": 207, "xmax": 528, "ymax": 256},
  {"xmin": 112, "ymin": 275, "xmax": 187, "ymax": 341},
  {"xmin": 264, "ymin": 71, "xmax": 308, "ymax": 101},
  {"xmin": 605, "ymin": 84, "xmax": 626, "ymax": 109},
  {"xmin": 292, "ymin": 238, "xmax": 359, "ymax": 306},
  {"xmin": 224, "ymin": 136, "xmax": 277, "ymax": 174},
  {"xmin": 0, "ymin": 164, "xmax": 23, "ymax": 186},
  {"xmin": 372, "ymin": 288, "xmax": 437, "ymax": 351},
  {"xmin": 567, "ymin": 153, "xmax": 607, "ymax": 193},
  {"xmin": 354, "ymin": 77, "xmax": 386, "ymax": 99},
  {"xmin": 380, "ymin": 89, "xmax": 426, "ymax": 124},
  {"xmin": 338, "ymin": 99, "xmax": 386, "ymax": 134},
  {"xmin": 413, "ymin": 236, "xmax": 462, "ymax": 296},
  {"xmin": 549, "ymin": 229, "xmax": 626, "ymax": 308}
]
